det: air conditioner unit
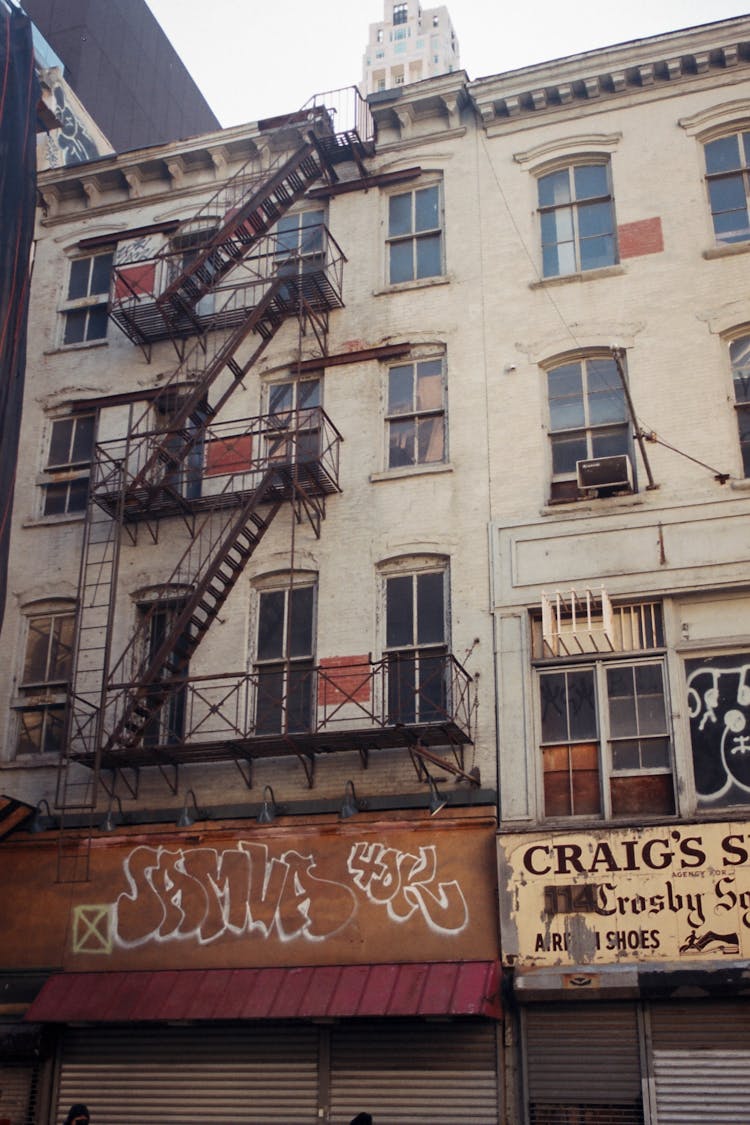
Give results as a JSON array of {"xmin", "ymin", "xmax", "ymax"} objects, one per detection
[{"xmin": 576, "ymin": 453, "xmax": 633, "ymax": 493}]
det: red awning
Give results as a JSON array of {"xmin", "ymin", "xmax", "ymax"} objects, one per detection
[{"xmin": 25, "ymin": 961, "xmax": 501, "ymax": 1023}]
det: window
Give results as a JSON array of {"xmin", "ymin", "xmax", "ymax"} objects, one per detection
[
  {"xmin": 730, "ymin": 336, "xmax": 750, "ymax": 475},
  {"xmin": 140, "ymin": 601, "xmax": 188, "ymax": 747},
  {"xmin": 275, "ymin": 209, "xmax": 325, "ymax": 276},
  {"xmin": 387, "ymin": 184, "xmax": 442, "ymax": 284},
  {"xmin": 546, "ymin": 354, "xmax": 630, "ymax": 502},
  {"xmin": 538, "ymin": 163, "xmax": 617, "ymax": 277},
  {"xmin": 255, "ymin": 582, "xmax": 316, "ymax": 734},
  {"xmin": 61, "ymin": 251, "xmax": 113, "ymax": 344},
  {"xmin": 377, "ymin": 27, "xmax": 384, "ymax": 42},
  {"xmin": 536, "ymin": 598, "xmax": 674, "ymax": 819},
  {"xmin": 15, "ymin": 610, "xmax": 74, "ymax": 755},
  {"xmin": 266, "ymin": 376, "xmax": 321, "ymax": 463},
  {"xmin": 154, "ymin": 395, "xmax": 205, "ymax": 500},
  {"xmin": 42, "ymin": 413, "xmax": 96, "ymax": 516},
  {"xmin": 386, "ymin": 357, "xmax": 445, "ymax": 468},
  {"xmin": 385, "ymin": 567, "xmax": 447, "ymax": 724},
  {"xmin": 393, "ymin": 2, "xmax": 408, "ymax": 25},
  {"xmin": 704, "ymin": 130, "xmax": 750, "ymax": 244}
]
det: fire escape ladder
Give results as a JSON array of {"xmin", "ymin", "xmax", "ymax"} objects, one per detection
[
  {"xmin": 54, "ymin": 455, "xmax": 126, "ymax": 881},
  {"xmin": 102, "ymin": 470, "xmax": 284, "ymax": 759}
]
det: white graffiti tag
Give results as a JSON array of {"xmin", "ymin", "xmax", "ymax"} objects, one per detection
[
  {"xmin": 114, "ymin": 843, "xmax": 357, "ymax": 948},
  {"xmin": 346, "ymin": 842, "xmax": 469, "ymax": 934}
]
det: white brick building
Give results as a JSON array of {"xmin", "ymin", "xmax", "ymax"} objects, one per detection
[{"xmin": 2, "ymin": 12, "xmax": 750, "ymax": 1125}]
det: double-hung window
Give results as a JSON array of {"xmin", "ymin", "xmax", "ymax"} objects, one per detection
[
  {"xmin": 385, "ymin": 567, "xmax": 448, "ymax": 724},
  {"xmin": 536, "ymin": 597, "xmax": 674, "ymax": 820},
  {"xmin": 386, "ymin": 357, "xmax": 445, "ymax": 468},
  {"xmin": 387, "ymin": 184, "xmax": 442, "ymax": 284},
  {"xmin": 730, "ymin": 335, "xmax": 750, "ymax": 476},
  {"xmin": 16, "ymin": 610, "xmax": 74, "ymax": 756},
  {"xmin": 538, "ymin": 162, "xmax": 617, "ymax": 277},
  {"xmin": 266, "ymin": 376, "xmax": 321, "ymax": 464},
  {"xmin": 547, "ymin": 354, "xmax": 630, "ymax": 501},
  {"xmin": 42, "ymin": 413, "xmax": 96, "ymax": 516},
  {"xmin": 61, "ymin": 251, "xmax": 113, "ymax": 344},
  {"xmin": 275, "ymin": 209, "xmax": 325, "ymax": 274},
  {"xmin": 704, "ymin": 130, "xmax": 750, "ymax": 244},
  {"xmin": 255, "ymin": 583, "xmax": 316, "ymax": 735}
]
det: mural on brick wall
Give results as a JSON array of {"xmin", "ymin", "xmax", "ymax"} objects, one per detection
[{"xmin": 687, "ymin": 654, "xmax": 750, "ymax": 807}]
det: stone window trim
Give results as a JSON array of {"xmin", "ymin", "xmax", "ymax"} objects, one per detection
[{"xmin": 58, "ymin": 249, "xmax": 114, "ymax": 348}]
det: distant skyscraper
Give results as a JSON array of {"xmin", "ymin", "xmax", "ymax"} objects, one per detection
[{"xmin": 362, "ymin": 1, "xmax": 460, "ymax": 96}]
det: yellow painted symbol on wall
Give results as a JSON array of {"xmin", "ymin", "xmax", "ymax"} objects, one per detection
[{"xmin": 72, "ymin": 905, "xmax": 112, "ymax": 954}]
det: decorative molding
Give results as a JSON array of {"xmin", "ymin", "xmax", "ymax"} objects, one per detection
[{"xmin": 514, "ymin": 131, "xmax": 622, "ymax": 168}]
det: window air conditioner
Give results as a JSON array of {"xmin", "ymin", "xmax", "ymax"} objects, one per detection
[{"xmin": 576, "ymin": 453, "xmax": 633, "ymax": 493}]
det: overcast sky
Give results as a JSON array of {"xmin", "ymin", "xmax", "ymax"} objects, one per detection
[{"xmin": 145, "ymin": 1, "xmax": 750, "ymax": 128}]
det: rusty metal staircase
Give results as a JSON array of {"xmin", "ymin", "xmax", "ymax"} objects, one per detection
[{"xmin": 54, "ymin": 92, "xmax": 373, "ymax": 873}]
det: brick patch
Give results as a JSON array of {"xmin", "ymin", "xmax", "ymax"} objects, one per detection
[
  {"xmin": 618, "ymin": 216, "xmax": 664, "ymax": 259},
  {"xmin": 319, "ymin": 655, "xmax": 372, "ymax": 705}
]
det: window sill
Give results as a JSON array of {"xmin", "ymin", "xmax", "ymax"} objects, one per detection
[
  {"xmin": 44, "ymin": 338, "xmax": 109, "ymax": 356},
  {"xmin": 530, "ymin": 264, "xmax": 625, "ymax": 289},
  {"xmin": 22, "ymin": 513, "xmax": 85, "ymax": 528},
  {"xmin": 370, "ymin": 461, "xmax": 453, "ymax": 483},
  {"xmin": 540, "ymin": 491, "xmax": 646, "ymax": 516},
  {"xmin": 3, "ymin": 754, "xmax": 58, "ymax": 769},
  {"xmin": 703, "ymin": 240, "xmax": 750, "ymax": 261},
  {"xmin": 730, "ymin": 477, "xmax": 750, "ymax": 491},
  {"xmin": 373, "ymin": 274, "xmax": 451, "ymax": 297}
]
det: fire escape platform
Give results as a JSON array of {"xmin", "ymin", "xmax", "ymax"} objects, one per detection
[{"xmin": 74, "ymin": 719, "xmax": 472, "ymax": 774}]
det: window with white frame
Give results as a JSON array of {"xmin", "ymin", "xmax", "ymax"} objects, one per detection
[
  {"xmin": 546, "ymin": 353, "xmax": 631, "ymax": 502},
  {"xmin": 275, "ymin": 209, "xmax": 325, "ymax": 271},
  {"xmin": 41, "ymin": 413, "xmax": 96, "ymax": 516},
  {"xmin": 386, "ymin": 356, "xmax": 445, "ymax": 468},
  {"xmin": 387, "ymin": 183, "xmax": 443, "ymax": 284},
  {"xmin": 730, "ymin": 335, "xmax": 750, "ymax": 475},
  {"xmin": 15, "ymin": 608, "xmax": 74, "ymax": 755},
  {"xmin": 534, "ymin": 597, "xmax": 674, "ymax": 820},
  {"xmin": 538, "ymin": 162, "xmax": 617, "ymax": 277},
  {"xmin": 254, "ymin": 580, "xmax": 316, "ymax": 735},
  {"xmin": 385, "ymin": 564, "xmax": 448, "ymax": 724},
  {"xmin": 704, "ymin": 129, "xmax": 750, "ymax": 244},
  {"xmin": 61, "ymin": 251, "xmax": 113, "ymax": 345}
]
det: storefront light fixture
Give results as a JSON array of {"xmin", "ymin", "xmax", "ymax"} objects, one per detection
[
  {"xmin": 257, "ymin": 785, "xmax": 277, "ymax": 825},
  {"xmin": 101, "ymin": 795, "xmax": 124, "ymax": 833},
  {"xmin": 177, "ymin": 788, "xmax": 203, "ymax": 828},
  {"xmin": 30, "ymin": 798, "xmax": 52, "ymax": 833},
  {"xmin": 339, "ymin": 779, "xmax": 360, "ymax": 820}
]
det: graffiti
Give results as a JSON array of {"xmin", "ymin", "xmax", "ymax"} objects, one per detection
[
  {"xmin": 114, "ymin": 843, "xmax": 357, "ymax": 948},
  {"xmin": 44, "ymin": 81, "xmax": 100, "ymax": 168},
  {"xmin": 95, "ymin": 839, "xmax": 469, "ymax": 952},
  {"xmin": 686, "ymin": 656, "xmax": 750, "ymax": 805},
  {"xmin": 347, "ymin": 841, "xmax": 469, "ymax": 933},
  {"xmin": 72, "ymin": 905, "xmax": 113, "ymax": 954}
]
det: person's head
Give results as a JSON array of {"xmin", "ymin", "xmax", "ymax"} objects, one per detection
[
  {"xmin": 64, "ymin": 1105, "xmax": 89, "ymax": 1125},
  {"xmin": 350, "ymin": 1115, "xmax": 373, "ymax": 1125}
]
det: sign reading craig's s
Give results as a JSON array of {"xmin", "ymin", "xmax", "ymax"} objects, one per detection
[{"xmin": 499, "ymin": 823, "xmax": 750, "ymax": 967}]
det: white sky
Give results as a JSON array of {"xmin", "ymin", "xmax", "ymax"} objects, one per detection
[{"xmin": 145, "ymin": 1, "xmax": 750, "ymax": 128}]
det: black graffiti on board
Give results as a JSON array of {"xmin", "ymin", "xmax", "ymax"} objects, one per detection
[{"xmin": 687, "ymin": 655, "xmax": 750, "ymax": 805}]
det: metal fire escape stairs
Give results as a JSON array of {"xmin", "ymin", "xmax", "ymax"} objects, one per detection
[{"xmin": 55, "ymin": 99, "xmax": 372, "ymax": 879}]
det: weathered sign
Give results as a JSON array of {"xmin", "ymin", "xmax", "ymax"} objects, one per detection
[{"xmin": 499, "ymin": 822, "xmax": 750, "ymax": 967}]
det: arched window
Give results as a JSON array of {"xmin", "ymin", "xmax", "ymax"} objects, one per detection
[
  {"xmin": 538, "ymin": 162, "xmax": 617, "ymax": 277},
  {"xmin": 704, "ymin": 129, "xmax": 750, "ymax": 244}
]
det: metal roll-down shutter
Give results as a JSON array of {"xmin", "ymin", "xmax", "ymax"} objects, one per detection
[
  {"xmin": 524, "ymin": 1003, "xmax": 644, "ymax": 1125},
  {"xmin": 328, "ymin": 1018, "xmax": 499, "ymax": 1125},
  {"xmin": 55, "ymin": 1023, "xmax": 319, "ymax": 1124},
  {"xmin": 0, "ymin": 1064, "xmax": 35, "ymax": 1125},
  {"xmin": 650, "ymin": 1000, "xmax": 750, "ymax": 1124}
]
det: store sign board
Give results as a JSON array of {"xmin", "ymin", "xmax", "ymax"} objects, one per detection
[
  {"xmin": 0, "ymin": 818, "xmax": 498, "ymax": 971},
  {"xmin": 498, "ymin": 822, "xmax": 750, "ymax": 967}
]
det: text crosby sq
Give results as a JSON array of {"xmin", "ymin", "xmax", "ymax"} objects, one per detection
[{"xmin": 105, "ymin": 840, "xmax": 469, "ymax": 949}]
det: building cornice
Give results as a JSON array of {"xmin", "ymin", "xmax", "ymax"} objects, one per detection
[{"xmin": 469, "ymin": 16, "xmax": 750, "ymax": 130}]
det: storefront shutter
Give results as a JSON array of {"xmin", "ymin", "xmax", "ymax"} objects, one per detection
[
  {"xmin": 650, "ymin": 1000, "xmax": 750, "ymax": 1123},
  {"xmin": 55, "ymin": 1024, "xmax": 319, "ymax": 1124},
  {"xmin": 524, "ymin": 1002, "xmax": 644, "ymax": 1125},
  {"xmin": 0, "ymin": 1064, "xmax": 35, "ymax": 1125},
  {"xmin": 328, "ymin": 1018, "xmax": 499, "ymax": 1125}
]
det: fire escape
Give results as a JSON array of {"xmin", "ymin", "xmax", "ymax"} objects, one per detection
[{"xmin": 55, "ymin": 91, "xmax": 475, "ymax": 878}]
